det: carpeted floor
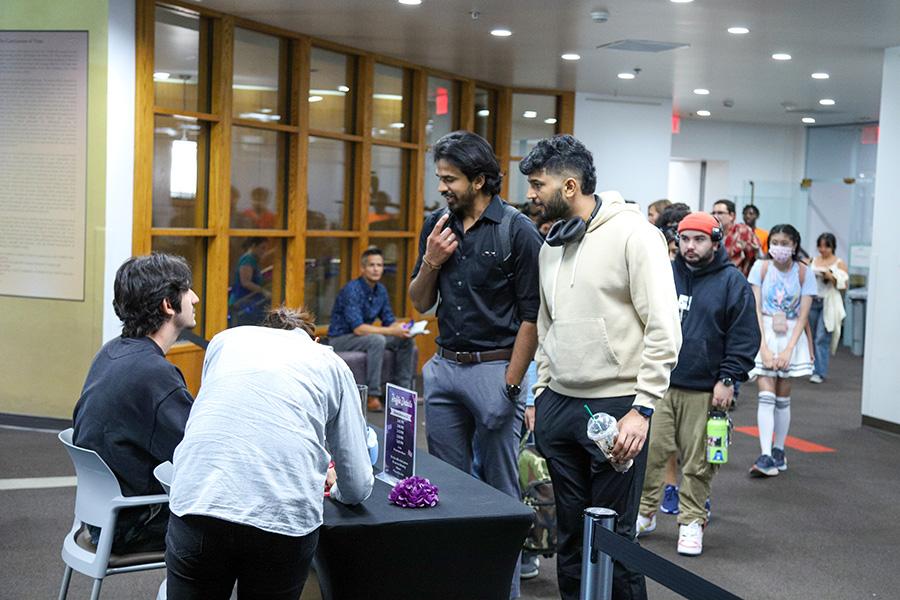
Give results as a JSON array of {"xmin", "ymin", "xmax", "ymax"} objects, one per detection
[{"xmin": 2, "ymin": 349, "xmax": 896, "ymax": 600}]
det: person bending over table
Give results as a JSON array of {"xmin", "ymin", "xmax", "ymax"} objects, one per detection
[
  {"xmin": 166, "ymin": 307, "xmax": 374, "ymax": 600},
  {"xmin": 328, "ymin": 246, "xmax": 414, "ymax": 412}
]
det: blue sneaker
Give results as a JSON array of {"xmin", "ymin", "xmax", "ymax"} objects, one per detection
[
  {"xmin": 660, "ymin": 484, "xmax": 680, "ymax": 515},
  {"xmin": 750, "ymin": 454, "xmax": 779, "ymax": 477},
  {"xmin": 705, "ymin": 497, "xmax": 711, "ymax": 521},
  {"xmin": 772, "ymin": 447, "xmax": 788, "ymax": 472}
]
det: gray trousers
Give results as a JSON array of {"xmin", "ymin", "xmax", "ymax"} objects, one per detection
[
  {"xmin": 329, "ymin": 333, "xmax": 415, "ymax": 397},
  {"xmin": 423, "ymin": 354, "xmax": 524, "ymax": 598}
]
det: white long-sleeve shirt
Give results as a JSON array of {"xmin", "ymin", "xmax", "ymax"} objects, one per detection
[{"xmin": 170, "ymin": 326, "xmax": 374, "ymax": 537}]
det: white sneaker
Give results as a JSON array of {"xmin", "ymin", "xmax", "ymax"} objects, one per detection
[
  {"xmin": 809, "ymin": 374, "xmax": 824, "ymax": 384},
  {"xmin": 677, "ymin": 520, "xmax": 704, "ymax": 556},
  {"xmin": 636, "ymin": 513, "xmax": 656, "ymax": 537}
]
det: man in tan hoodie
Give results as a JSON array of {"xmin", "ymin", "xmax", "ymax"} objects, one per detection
[{"xmin": 521, "ymin": 135, "xmax": 681, "ymax": 600}]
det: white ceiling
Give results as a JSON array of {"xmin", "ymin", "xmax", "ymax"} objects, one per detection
[{"xmin": 196, "ymin": 0, "xmax": 900, "ymax": 126}]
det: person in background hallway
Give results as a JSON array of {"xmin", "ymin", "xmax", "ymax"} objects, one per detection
[
  {"xmin": 747, "ymin": 224, "xmax": 817, "ymax": 477},
  {"xmin": 241, "ymin": 186, "xmax": 276, "ymax": 229},
  {"xmin": 328, "ymin": 247, "xmax": 415, "ymax": 411},
  {"xmin": 713, "ymin": 199, "xmax": 761, "ymax": 277},
  {"xmin": 409, "ymin": 131, "xmax": 543, "ymax": 599},
  {"xmin": 228, "ymin": 237, "xmax": 271, "ymax": 327},
  {"xmin": 73, "ymin": 253, "xmax": 198, "ymax": 553},
  {"xmin": 637, "ymin": 212, "xmax": 759, "ymax": 556},
  {"xmin": 743, "ymin": 204, "xmax": 769, "ymax": 255},
  {"xmin": 647, "ymin": 198, "xmax": 672, "ymax": 226},
  {"xmin": 166, "ymin": 307, "xmax": 373, "ymax": 599},
  {"xmin": 808, "ymin": 233, "xmax": 849, "ymax": 383},
  {"xmin": 522, "ymin": 135, "xmax": 681, "ymax": 600}
]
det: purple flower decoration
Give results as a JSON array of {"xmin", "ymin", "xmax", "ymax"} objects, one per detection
[{"xmin": 388, "ymin": 475, "xmax": 440, "ymax": 508}]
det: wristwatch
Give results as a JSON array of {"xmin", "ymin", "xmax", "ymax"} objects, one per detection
[
  {"xmin": 632, "ymin": 406, "xmax": 654, "ymax": 419},
  {"xmin": 505, "ymin": 384, "xmax": 522, "ymax": 400},
  {"xmin": 720, "ymin": 377, "xmax": 734, "ymax": 387}
]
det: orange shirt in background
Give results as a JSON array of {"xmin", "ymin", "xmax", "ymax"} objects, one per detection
[{"xmin": 755, "ymin": 228, "xmax": 769, "ymax": 254}]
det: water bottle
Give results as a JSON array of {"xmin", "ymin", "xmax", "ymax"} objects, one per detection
[
  {"xmin": 366, "ymin": 426, "xmax": 379, "ymax": 466},
  {"xmin": 586, "ymin": 411, "xmax": 632, "ymax": 473},
  {"xmin": 706, "ymin": 410, "xmax": 729, "ymax": 464}
]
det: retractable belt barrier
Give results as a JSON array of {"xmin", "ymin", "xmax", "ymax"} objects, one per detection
[{"xmin": 581, "ymin": 508, "xmax": 743, "ymax": 600}]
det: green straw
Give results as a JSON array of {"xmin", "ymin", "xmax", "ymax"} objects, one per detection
[{"xmin": 584, "ymin": 404, "xmax": 595, "ymax": 419}]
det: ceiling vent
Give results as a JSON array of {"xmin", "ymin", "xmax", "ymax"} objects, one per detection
[{"xmin": 597, "ymin": 39, "xmax": 689, "ymax": 53}]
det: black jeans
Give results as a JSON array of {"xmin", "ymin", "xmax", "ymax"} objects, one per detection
[
  {"xmin": 535, "ymin": 389, "xmax": 649, "ymax": 600},
  {"xmin": 166, "ymin": 513, "xmax": 319, "ymax": 600}
]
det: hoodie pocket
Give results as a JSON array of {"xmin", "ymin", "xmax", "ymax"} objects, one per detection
[{"xmin": 544, "ymin": 318, "xmax": 620, "ymax": 387}]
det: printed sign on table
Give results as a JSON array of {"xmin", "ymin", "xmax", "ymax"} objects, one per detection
[{"xmin": 377, "ymin": 383, "xmax": 417, "ymax": 485}]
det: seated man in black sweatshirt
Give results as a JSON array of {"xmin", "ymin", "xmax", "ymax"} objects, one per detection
[{"xmin": 73, "ymin": 253, "xmax": 198, "ymax": 553}]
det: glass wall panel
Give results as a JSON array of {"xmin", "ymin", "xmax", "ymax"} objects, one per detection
[
  {"xmin": 153, "ymin": 115, "xmax": 209, "ymax": 228},
  {"xmin": 370, "ymin": 146, "xmax": 408, "ymax": 231},
  {"xmin": 305, "ymin": 238, "xmax": 353, "ymax": 324},
  {"xmin": 310, "ymin": 48, "xmax": 356, "ymax": 133},
  {"xmin": 233, "ymin": 28, "xmax": 286, "ymax": 124},
  {"xmin": 474, "ymin": 87, "xmax": 497, "ymax": 146},
  {"xmin": 507, "ymin": 159, "xmax": 529, "ymax": 207},
  {"xmin": 151, "ymin": 236, "xmax": 207, "ymax": 336},
  {"xmin": 154, "ymin": 7, "xmax": 208, "ymax": 112},
  {"xmin": 226, "ymin": 236, "xmax": 285, "ymax": 327},
  {"xmin": 308, "ymin": 137, "xmax": 354, "ymax": 230},
  {"xmin": 510, "ymin": 93, "xmax": 558, "ymax": 157},
  {"xmin": 372, "ymin": 63, "xmax": 409, "ymax": 142},
  {"xmin": 423, "ymin": 76, "xmax": 456, "ymax": 213},
  {"xmin": 230, "ymin": 126, "xmax": 287, "ymax": 229},
  {"xmin": 372, "ymin": 239, "xmax": 409, "ymax": 318}
]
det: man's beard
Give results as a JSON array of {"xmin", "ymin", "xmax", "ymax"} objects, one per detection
[
  {"xmin": 445, "ymin": 184, "xmax": 476, "ymax": 217},
  {"xmin": 541, "ymin": 187, "xmax": 573, "ymax": 221},
  {"xmin": 684, "ymin": 248, "xmax": 716, "ymax": 267}
]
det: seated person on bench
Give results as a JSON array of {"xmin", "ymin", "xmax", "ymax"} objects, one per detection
[{"xmin": 327, "ymin": 247, "xmax": 414, "ymax": 412}]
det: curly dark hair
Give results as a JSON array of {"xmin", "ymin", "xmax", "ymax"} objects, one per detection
[
  {"xmin": 655, "ymin": 203, "xmax": 691, "ymax": 229},
  {"xmin": 114, "ymin": 253, "xmax": 193, "ymax": 338},
  {"xmin": 432, "ymin": 131, "xmax": 502, "ymax": 196},
  {"xmin": 261, "ymin": 306, "xmax": 316, "ymax": 338},
  {"xmin": 519, "ymin": 134, "xmax": 597, "ymax": 195}
]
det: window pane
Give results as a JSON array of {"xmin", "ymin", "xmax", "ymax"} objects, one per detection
[
  {"xmin": 507, "ymin": 160, "xmax": 529, "ymax": 206},
  {"xmin": 151, "ymin": 236, "xmax": 207, "ymax": 337},
  {"xmin": 423, "ymin": 77, "xmax": 456, "ymax": 213},
  {"xmin": 373, "ymin": 239, "xmax": 409, "ymax": 318},
  {"xmin": 474, "ymin": 87, "xmax": 497, "ymax": 146},
  {"xmin": 370, "ymin": 146, "xmax": 408, "ymax": 231},
  {"xmin": 233, "ymin": 28, "xmax": 286, "ymax": 124},
  {"xmin": 153, "ymin": 115, "xmax": 209, "ymax": 228},
  {"xmin": 227, "ymin": 236, "xmax": 285, "ymax": 327},
  {"xmin": 310, "ymin": 48, "xmax": 356, "ymax": 133},
  {"xmin": 305, "ymin": 238, "xmax": 353, "ymax": 324},
  {"xmin": 154, "ymin": 7, "xmax": 209, "ymax": 112},
  {"xmin": 510, "ymin": 94, "xmax": 558, "ymax": 158},
  {"xmin": 308, "ymin": 137, "xmax": 354, "ymax": 230},
  {"xmin": 230, "ymin": 126, "xmax": 287, "ymax": 229},
  {"xmin": 372, "ymin": 63, "xmax": 409, "ymax": 142}
]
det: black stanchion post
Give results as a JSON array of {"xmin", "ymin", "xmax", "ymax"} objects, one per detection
[{"xmin": 580, "ymin": 507, "xmax": 617, "ymax": 600}]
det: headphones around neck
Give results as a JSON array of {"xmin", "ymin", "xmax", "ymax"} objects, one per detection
[{"xmin": 545, "ymin": 197, "xmax": 602, "ymax": 247}]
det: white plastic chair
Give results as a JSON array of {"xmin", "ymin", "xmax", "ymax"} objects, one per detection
[
  {"xmin": 152, "ymin": 462, "xmax": 174, "ymax": 600},
  {"xmin": 58, "ymin": 428, "xmax": 168, "ymax": 600}
]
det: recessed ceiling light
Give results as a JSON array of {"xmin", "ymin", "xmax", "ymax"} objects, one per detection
[
  {"xmin": 308, "ymin": 95, "xmax": 323, "ymax": 103},
  {"xmin": 697, "ymin": 110, "xmax": 711, "ymax": 117},
  {"xmin": 523, "ymin": 110, "xmax": 537, "ymax": 119},
  {"xmin": 819, "ymin": 98, "xmax": 836, "ymax": 106},
  {"xmin": 153, "ymin": 72, "xmax": 170, "ymax": 80},
  {"xmin": 337, "ymin": 85, "xmax": 350, "ymax": 92},
  {"xmin": 670, "ymin": 0, "xmax": 694, "ymax": 3},
  {"xmin": 693, "ymin": 88, "xmax": 710, "ymax": 95},
  {"xmin": 389, "ymin": 122, "xmax": 406, "ymax": 128},
  {"xmin": 802, "ymin": 117, "xmax": 816, "ymax": 124},
  {"xmin": 544, "ymin": 118, "xmax": 558, "ymax": 124},
  {"xmin": 398, "ymin": 0, "xmax": 421, "ymax": 4},
  {"xmin": 561, "ymin": 53, "xmax": 581, "ymax": 61},
  {"xmin": 727, "ymin": 27, "xmax": 750, "ymax": 34},
  {"xmin": 490, "ymin": 28, "xmax": 512, "ymax": 37},
  {"xmin": 477, "ymin": 109, "xmax": 490, "ymax": 117},
  {"xmin": 772, "ymin": 53, "xmax": 792, "ymax": 61},
  {"xmin": 617, "ymin": 72, "xmax": 636, "ymax": 80},
  {"xmin": 259, "ymin": 108, "xmax": 273, "ymax": 114},
  {"xmin": 811, "ymin": 72, "xmax": 830, "ymax": 80}
]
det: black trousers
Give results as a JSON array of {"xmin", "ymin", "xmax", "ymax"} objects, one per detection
[
  {"xmin": 165, "ymin": 513, "xmax": 319, "ymax": 600},
  {"xmin": 535, "ymin": 388, "xmax": 649, "ymax": 600}
]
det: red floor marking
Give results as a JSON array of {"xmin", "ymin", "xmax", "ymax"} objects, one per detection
[{"xmin": 734, "ymin": 426, "xmax": 836, "ymax": 453}]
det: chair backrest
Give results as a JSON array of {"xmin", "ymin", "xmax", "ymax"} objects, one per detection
[
  {"xmin": 58, "ymin": 428, "xmax": 124, "ymax": 526},
  {"xmin": 153, "ymin": 462, "xmax": 173, "ymax": 495}
]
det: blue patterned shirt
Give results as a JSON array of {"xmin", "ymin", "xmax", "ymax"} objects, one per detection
[{"xmin": 327, "ymin": 277, "xmax": 396, "ymax": 337}]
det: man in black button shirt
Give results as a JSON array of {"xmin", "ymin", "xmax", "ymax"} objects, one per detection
[
  {"xmin": 409, "ymin": 131, "xmax": 542, "ymax": 598},
  {"xmin": 73, "ymin": 253, "xmax": 198, "ymax": 553}
]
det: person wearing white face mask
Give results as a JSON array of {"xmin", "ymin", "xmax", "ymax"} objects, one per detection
[{"xmin": 746, "ymin": 224, "xmax": 818, "ymax": 477}]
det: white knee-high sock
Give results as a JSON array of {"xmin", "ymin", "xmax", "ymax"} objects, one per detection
[
  {"xmin": 774, "ymin": 396, "xmax": 791, "ymax": 450},
  {"xmin": 757, "ymin": 392, "xmax": 776, "ymax": 455}
]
